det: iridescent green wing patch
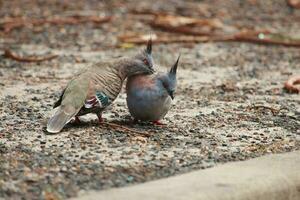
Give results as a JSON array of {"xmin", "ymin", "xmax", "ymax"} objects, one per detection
[{"xmin": 95, "ymin": 91, "xmax": 110, "ymax": 107}]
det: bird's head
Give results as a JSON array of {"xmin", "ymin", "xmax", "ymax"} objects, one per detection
[{"xmin": 128, "ymin": 39, "xmax": 155, "ymax": 76}]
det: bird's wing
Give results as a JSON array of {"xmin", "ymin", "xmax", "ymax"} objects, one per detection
[
  {"xmin": 47, "ymin": 63, "xmax": 123, "ymax": 133},
  {"xmin": 53, "ymin": 88, "xmax": 65, "ymax": 108},
  {"xmin": 85, "ymin": 65, "xmax": 122, "ymax": 108},
  {"xmin": 47, "ymin": 73, "xmax": 90, "ymax": 133}
]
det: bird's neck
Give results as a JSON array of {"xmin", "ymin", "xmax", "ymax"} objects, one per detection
[{"xmin": 116, "ymin": 57, "xmax": 139, "ymax": 80}]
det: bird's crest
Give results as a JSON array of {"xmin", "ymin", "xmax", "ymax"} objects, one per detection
[
  {"xmin": 169, "ymin": 54, "xmax": 180, "ymax": 76},
  {"xmin": 145, "ymin": 38, "xmax": 152, "ymax": 55}
]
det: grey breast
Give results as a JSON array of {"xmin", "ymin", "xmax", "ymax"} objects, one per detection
[{"xmin": 127, "ymin": 82, "xmax": 172, "ymax": 121}]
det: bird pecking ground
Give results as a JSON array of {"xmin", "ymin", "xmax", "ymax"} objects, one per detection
[{"xmin": 0, "ymin": 0, "xmax": 299, "ymax": 199}]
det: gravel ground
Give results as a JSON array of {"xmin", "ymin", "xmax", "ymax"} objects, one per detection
[{"xmin": 0, "ymin": 0, "xmax": 300, "ymax": 199}]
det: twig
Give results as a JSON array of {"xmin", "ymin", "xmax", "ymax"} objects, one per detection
[
  {"xmin": 232, "ymin": 31, "xmax": 300, "ymax": 47},
  {"xmin": 119, "ymin": 30, "xmax": 300, "ymax": 47},
  {"xmin": 130, "ymin": 9, "xmax": 165, "ymax": 16},
  {"xmin": 100, "ymin": 122, "xmax": 152, "ymax": 137},
  {"xmin": 118, "ymin": 34, "xmax": 230, "ymax": 45},
  {"xmin": 148, "ymin": 14, "xmax": 224, "ymax": 36},
  {"xmin": 125, "ymin": 12, "xmax": 300, "ymax": 47},
  {"xmin": 149, "ymin": 23, "xmax": 216, "ymax": 36},
  {"xmin": 249, "ymin": 105, "xmax": 280, "ymax": 115},
  {"xmin": 3, "ymin": 49, "xmax": 58, "ymax": 63},
  {"xmin": 0, "ymin": 15, "xmax": 112, "ymax": 33},
  {"xmin": 284, "ymin": 75, "xmax": 300, "ymax": 93}
]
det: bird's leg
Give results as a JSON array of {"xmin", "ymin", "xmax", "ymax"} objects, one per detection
[
  {"xmin": 97, "ymin": 113, "xmax": 103, "ymax": 123},
  {"xmin": 153, "ymin": 120, "xmax": 164, "ymax": 125},
  {"xmin": 131, "ymin": 118, "xmax": 139, "ymax": 124},
  {"xmin": 74, "ymin": 116, "xmax": 81, "ymax": 124}
]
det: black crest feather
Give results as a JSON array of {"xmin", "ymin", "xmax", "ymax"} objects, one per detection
[
  {"xmin": 146, "ymin": 38, "xmax": 152, "ymax": 54},
  {"xmin": 169, "ymin": 54, "xmax": 180, "ymax": 75}
]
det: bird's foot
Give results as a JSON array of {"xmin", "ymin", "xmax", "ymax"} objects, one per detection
[
  {"xmin": 97, "ymin": 114, "xmax": 104, "ymax": 124},
  {"xmin": 73, "ymin": 116, "xmax": 81, "ymax": 124},
  {"xmin": 153, "ymin": 120, "xmax": 164, "ymax": 125}
]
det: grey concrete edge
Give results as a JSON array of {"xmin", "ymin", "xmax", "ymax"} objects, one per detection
[{"xmin": 72, "ymin": 151, "xmax": 300, "ymax": 200}]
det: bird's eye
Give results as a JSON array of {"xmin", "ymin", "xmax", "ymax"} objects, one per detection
[{"xmin": 143, "ymin": 59, "xmax": 149, "ymax": 65}]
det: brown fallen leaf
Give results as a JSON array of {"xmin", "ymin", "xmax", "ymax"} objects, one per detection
[
  {"xmin": 149, "ymin": 14, "xmax": 226, "ymax": 36},
  {"xmin": 3, "ymin": 49, "xmax": 58, "ymax": 63},
  {"xmin": 118, "ymin": 33, "xmax": 231, "ymax": 45},
  {"xmin": 129, "ymin": 11, "xmax": 300, "ymax": 47},
  {"xmin": 248, "ymin": 0, "xmax": 258, "ymax": 5},
  {"xmin": 233, "ymin": 30, "xmax": 300, "ymax": 47},
  {"xmin": 0, "ymin": 15, "xmax": 112, "ymax": 33},
  {"xmin": 287, "ymin": 0, "xmax": 300, "ymax": 9},
  {"xmin": 130, "ymin": 9, "xmax": 166, "ymax": 16},
  {"xmin": 119, "ymin": 30, "xmax": 300, "ymax": 47},
  {"xmin": 284, "ymin": 75, "xmax": 300, "ymax": 93},
  {"xmin": 44, "ymin": 191, "xmax": 60, "ymax": 200}
]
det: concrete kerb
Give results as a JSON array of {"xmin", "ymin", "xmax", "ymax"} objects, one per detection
[{"xmin": 73, "ymin": 151, "xmax": 300, "ymax": 200}]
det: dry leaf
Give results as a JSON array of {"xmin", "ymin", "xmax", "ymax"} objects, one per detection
[
  {"xmin": 233, "ymin": 31, "xmax": 300, "ymax": 47},
  {"xmin": 284, "ymin": 75, "xmax": 300, "ymax": 93},
  {"xmin": 0, "ymin": 15, "xmax": 112, "ymax": 33},
  {"xmin": 118, "ymin": 33, "xmax": 227, "ymax": 44},
  {"xmin": 149, "ymin": 14, "xmax": 226, "ymax": 36},
  {"xmin": 287, "ymin": 0, "xmax": 300, "ymax": 9}
]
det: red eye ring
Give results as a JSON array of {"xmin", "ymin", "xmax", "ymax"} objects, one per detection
[{"xmin": 143, "ymin": 59, "xmax": 149, "ymax": 65}]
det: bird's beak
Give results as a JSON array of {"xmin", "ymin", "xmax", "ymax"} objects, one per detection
[
  {"xmin": 168, "ymin": 91, "xmax": 174, "ymax": 100},
  {"xmin": 149, "ymin": 67, "xmax": 155, "ymax": 74}
]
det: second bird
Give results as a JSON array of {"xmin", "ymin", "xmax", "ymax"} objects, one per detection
[{"xmin": 126, "ymin": 56, "xmax": 180, "ymax": 125}]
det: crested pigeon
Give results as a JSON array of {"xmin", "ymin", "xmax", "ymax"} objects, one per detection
[
  {"xmin": 126, "ymin": 55, "xmax": 180, "ymax": 125},
  {"xmin": 47, "ymin": 40, "xmax": 154, "ymax": 133}
]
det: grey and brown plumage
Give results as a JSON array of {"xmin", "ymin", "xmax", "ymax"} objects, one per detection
[
  {"xmin": 126, "ymin": 55, "xmax": 180, "ymax": 124},
  {"xmin": 47, "ymin": 40, "xmax": 154, "ymax": 133}
]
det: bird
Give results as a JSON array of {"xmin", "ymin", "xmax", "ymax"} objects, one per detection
[
  {"xmin": 126, "ymin": 55, "xmax": 180, "ymax": 125},
  {"xmin": 47, "ymin": 40, "xmax": 155, "ymax": 133}
]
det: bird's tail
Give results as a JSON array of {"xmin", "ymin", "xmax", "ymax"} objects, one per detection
[{"xmin": 46, "ymin": 106, "xmax": 75, "ymax": 133}]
